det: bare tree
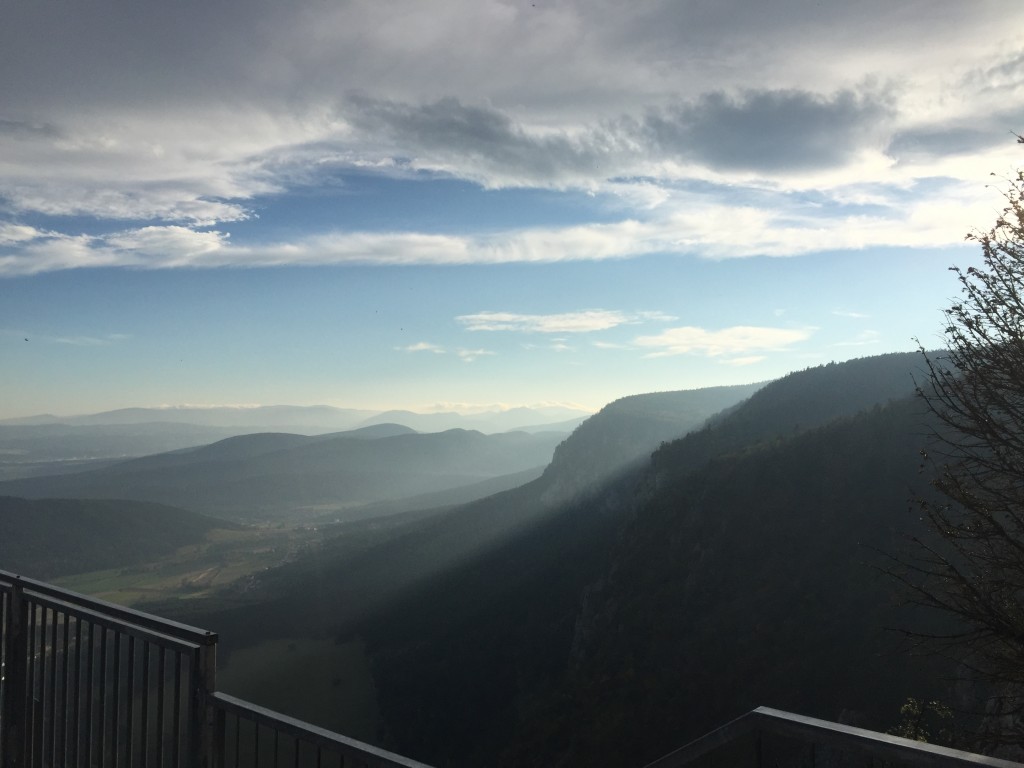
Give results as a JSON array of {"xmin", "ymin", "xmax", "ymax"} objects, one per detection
[{"xmin": 897, "ymin": 137, "xmax": 1024, "ymax": 740}]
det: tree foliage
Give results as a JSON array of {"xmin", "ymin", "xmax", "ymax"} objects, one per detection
[{"xmin": 902, "ymin": 138, "xmax": 1024, "ymax": 732}]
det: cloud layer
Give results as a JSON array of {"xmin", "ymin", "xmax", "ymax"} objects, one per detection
[
  {"xmin": 634, "ymin": 326, "xmax": 814, "ymax": 358},
  {"xmin": 1, "ymin": 0, "xmax": 1023, "ymax": 274}
]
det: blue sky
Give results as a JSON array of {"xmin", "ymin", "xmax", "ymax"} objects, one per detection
[{"xmin": 1, "ymin": 0, "xmax": 1022, "ymax": 419}]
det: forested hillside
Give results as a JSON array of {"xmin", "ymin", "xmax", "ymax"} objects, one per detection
[
  {"xmin": 0, "ymin": 427, "xmax": 566, "ymax": 520},
  {"xmin": 164, "ymin": 382, "xmax": 759, "ymax": 634},
  {"xmin": 140, "ymin": 353, "xmax": 951, "ymax": 767},
  {"xmin": 349, "ymin": 352, "xmax": 948, "ymax": 766}
]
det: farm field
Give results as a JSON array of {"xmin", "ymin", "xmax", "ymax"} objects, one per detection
[{"xmin": 53, "ymin": 524, "xmax": 324, "ymax": 606}]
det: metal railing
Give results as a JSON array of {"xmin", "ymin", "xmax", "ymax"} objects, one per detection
[
  {"xmin": 644, "ymin": 707, "xmax": 1023, "ymax": 768},
  {"xmin": 0, "ymin": 571, "xmax": 432, "ymax": 768},
  {"xmin": 3, "ymin": 569, "xmax": 1020, "ymax": 768}
]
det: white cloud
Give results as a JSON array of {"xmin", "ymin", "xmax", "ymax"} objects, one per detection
[
  {"xmin": 634, "ymin": 325, "xmax": 814, "ymax": 358},
  {"xmin": 0, "ymin": 224, "xmax": 44, "ymax": 245},
  {"xmin": 458, "ymin": 310, "xmax": 632, "ymax": 333},
  {"xmin": 1, "ymin": 329, "xmax": 129, "ymax": 346},
  {"xmin": 457, "ymin": 309, "xmax": 673, "ymax": 333},
  {"xmin": 832, "ymin": 310, "xmax": 870, "ymax": 319},
  {"xmin": 456, "ymin": 348, "xmax": 495, "ymax": 362},
  {"xmin": 400, "ymin": 342, "xmax": 445, "ymax": 354},
  {"xmin": 51, "ymin": 334, "xmax": 125, "ymax": 346},
  {"xmin": 720, "ymin": 355, "xmax": 767, "ymax": 366},
  {"xmin": 0, "ymin": 171, "xmax": 1002, "ymax": 276},
  {"xmin": 833, "ymin": 330, "xmax": 882, "ymax": 347}
]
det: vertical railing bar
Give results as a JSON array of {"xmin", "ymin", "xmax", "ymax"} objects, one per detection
[
  {"xmin": 72, "ymin": 617, "xmax": 82, "ymax": 768},
  {"xmin": 99, "ymin": 623, "xmax": 109, "ymax": 767},
  {"xmin": 194, "ymin": 638, "xmax": 217, "ymax": 768},
  {"xmin": 85, "ymin": 620, "xmax": 96, "ymax": 767},
  {"xmin": 31, "ymin": 603, "xmax": 47, "ymax": 768},
  {"xmin": 37, "ymin": 605, "xmax": 46, "ymax": 768},
  {"xmin": 71, "ymin": 617, "xmax": 83, "ymax": 768},
  {"xmin": 2, "ymin": 581, "xmax": 29, "ymax": 768},
  {"xmin": 112, "ymin": 630, "xmax": 122, "ymax": 768},
  {"xmin": 293, "ymin": 735, "xmax": 300, "ymax": 768},
  {"xmin": 142, "ymin": 642, "xmax": 150, "ymax": 765},
  {"xmin": 0, "ymin": 590, "xmax": 5, "ymax": 760},
  {"xmin": 235, "ymin": 712, "xmax": 242, "ymax": 768},
  {"xmin": 157, "ymin": 645, "xmax": 166, "ymax": 768},
  {"xmin": 188, "ymin": 651, "xmax": 199, "ymax": 768},
  {"xmin": 213, "ymin": 703, "xmax": 227, "ymax": 768},
  {"xmin": 126, "ymin": 634, "xmax": 135, "ymax": 768},
  {"xmin": 172, "ymin": 651, "xmax": 182, "ymax": 768},
  {"xmin": 24, "ymin": 601, "xmax": 35, "ymax": 768},
  {"xmin": 254, "ymin": 721, "xmax": 260, "ymax": 768},
  {"xmin": 59, "ymin": 610, "xmax": 70, "ymax": 768},
  {"xmin": 46, "ymin": 607, "xmax": 59, "ymax": 768},
  {"xmin": 273, "ymin": 728, "xmax": 280, "ymax": 768},
  {"xmin": 0, "ymin": 589, "xmax": 6, "ymax": 761}
]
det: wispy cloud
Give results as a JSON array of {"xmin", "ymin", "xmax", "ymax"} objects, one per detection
[
  {"xmin": 720, "ymin": 355, "xmax": 767, "ymax": 366},
  {"xmin": 399, "ymin": 341, "xmax": 445, "ymax": 354},
  {"xmin": 634, "ymin": 325, "xmax": 814, "ymax": 358},
  {"xmin": 832, "ymin": 330, "xmax": 882, "ymax": 347},
  {"xmin": 456, "ymin": 348, "xmax": 495, "ymax": 362},
  {"xmin": 0, "ymin": 172, "xmax": 998, "ymax": 276},
  {"xmin": 832, "ymin": 309, "xmax": 870, "ymax": 319},
  {"xmin": 52, "ymin": 335, "xmax": 121, "ymax": 346},
  {"xmin": 2, "ymin": 329, "xmax": 131, "ymax": 346},
  {"xmin": 457, "ymin": 309, "xmax": 670, "ymax": 333}
]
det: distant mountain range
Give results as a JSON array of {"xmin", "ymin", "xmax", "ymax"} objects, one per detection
[
  {"xmin": 0, "ymin": 426, "xmax": 569, "ymax": 520},
  {"xmin": 0, "ymin": 403, "xmax": 589, "ymax": 431},
  {"xmin": 0, "ymin": 404, "xmax": 589, "ymax": 480}
]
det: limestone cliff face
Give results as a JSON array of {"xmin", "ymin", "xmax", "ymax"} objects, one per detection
[{"xmin": 538, "ymin": 383, "xmax": 762, "ymax": 509}]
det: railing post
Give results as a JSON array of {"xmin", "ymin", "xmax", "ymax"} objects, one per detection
[
  {"xmin": 2, "ymin": 578, "xmax": 28, "ymax": 768},
  {"xmin": 193, "ymin": 632, "xmax": 218, "ymax": 768}
]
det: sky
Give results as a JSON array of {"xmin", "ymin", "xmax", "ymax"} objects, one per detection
[{"xmin": 2, "ymin": 0, "xmax": 1023, "ymax": 420}]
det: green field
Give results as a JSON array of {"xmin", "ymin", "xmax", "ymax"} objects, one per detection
[
  {"xmin": 53, "ymin": 524, "xmax": 324, "ymax": 606},
  {"xmin": 53, "ymin": 520, "xmax": 386, "ymax": 746}
]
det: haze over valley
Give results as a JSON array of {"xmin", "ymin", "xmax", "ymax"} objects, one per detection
[{"xmin": 0, "ymin": 351, "xmax": 981, "ymax": 764}]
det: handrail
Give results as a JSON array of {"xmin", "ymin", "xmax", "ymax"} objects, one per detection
[
  {"xmin": 212, "ymin": 692, "xmax": 435, "ymax": 768},
  {"xmin": 0, "ymin": 568, "xmax": 436, "ymax": 768},
  {"xmin": 0, "ymin": 569, "xmax": 216, "ymax": 645},
  {"xmin": 644, "ymin": 706, "xmax": 1023, "ymax": 768}
]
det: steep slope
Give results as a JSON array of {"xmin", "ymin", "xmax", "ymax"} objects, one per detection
[
  {"xmin": 0, "ymin": 428, "xmax": 565, "ymax": 520},
  {"xmin": 495, "ymin": 397, "xmax": 946, "ymax": 767},
  {"xmin": 141, "ymin": 354, "xmax": 931, "ymax": 765},
  {"xmin": 350, "ymin": 352, "xmax": 937, "ymax": 766},
  {"xmin": 0, "ymin": 496, "xmax": 230, "ymax": 579},
  {"xmin": 154, "ymin": 382, "xmax": 767, "ymax": 705},
  {"xmin": 539, "ymin": 382, "xmax": 764, "ymax": 505}
]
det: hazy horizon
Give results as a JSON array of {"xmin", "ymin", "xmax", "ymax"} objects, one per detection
[{"xmin": 0, "ymin": 400, "xmax": 598, "ymax": 422}]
